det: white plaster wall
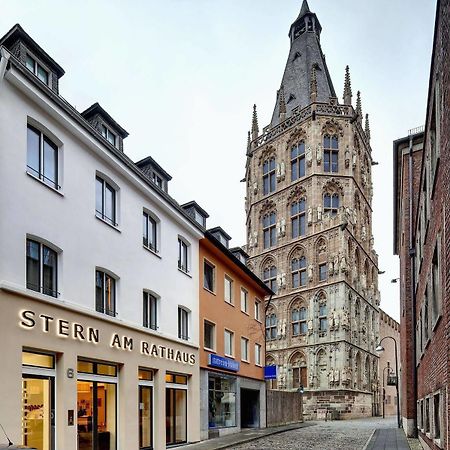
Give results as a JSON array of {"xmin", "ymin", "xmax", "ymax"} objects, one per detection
[{"xmin": 0, "ymin": 66, "xmax": 201, "ymax": 345}]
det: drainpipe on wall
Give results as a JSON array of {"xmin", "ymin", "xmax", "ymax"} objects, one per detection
[{"xmin": 408, "ymin": 135, "xmax": 418, "ymax": 437}]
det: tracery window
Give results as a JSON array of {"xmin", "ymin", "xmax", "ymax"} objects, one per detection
[
  {"xmin": 291, "ymin": 199, "xmax": 306, "ymax": 238},
  {"xmin": 291, "ymin": 142, "xmax": 306, "ymax": 181},
  {"xmin": 319, "ymin": 302, "xmax": 328, "ymax": 331},
  {"xmin": 263, "ymin": 265, "xmax": 277, "ymax": 293},
  {"xmin": 263, "ymin": 158, "xmax": 276, "ymax": 195},
  {"xmin": 323, "ymin": 193, "xmax": 339, "ymax": 217},
  {"xmin": 291, "ymin": 256, "xmax": 307, "ymax": 288},
  {"xmin": 263, "ymin": 212, "xmax": 277, "ymax": 248},
  {"xmin": 265, "ymin": 313, "xmax": 277, "ymax": 341},
  {"xmin": 291, "ymin": 353, "xmax": 308, "ymax": 389},
  {"xmin": 323, "ymin": 134, "xmax": 339, "ymax": 173},
  {"xmin": 292, "ymin": 306, "xmax": 307, "ymax": 336}
]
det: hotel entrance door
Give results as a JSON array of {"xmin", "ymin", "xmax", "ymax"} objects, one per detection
[
  {"xmin": 22, "ymin": 375, "xmax": 55, "ymax": 450},
  {"xmin": 77, "ymin": 381, "xmax": 116, "ymax": 450}
]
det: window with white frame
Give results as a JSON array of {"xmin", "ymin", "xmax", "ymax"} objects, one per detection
[
  {"xmin": 224, "ymin": 330, "xmax": 234, "ymax": 357},
  {"xmin": 292, "ymin": 257, "xmax": 307, "ymax": 288},
  {"xmin": 319, "ymin": 303, "xmax": 327, "ymax": 331},
  {"xmin": 178, "ymin": 238, "xmax": 189, "ymax": 273},
  {"xmin": 101, "ymin": 124, "xmax": 117, "ymax": 147},
  {"xmin": 255, "ymin": 343, "xmax": 262, "ymax": 366},
  {"xmin": 424, "ymin": 397, "xmax": 430, "ymax": 434},
  {"xmin": 323, "ymin": 193, "xmax": 339, "ymax": 217},
  {"xmin": 263, "ymin": 265, "xmax": 277, "ymax": 293},
  {"xmin": 240, "ymin": 288, "xmax": 248, "ymax": 313},
  {"xmin": 291, "ymin": 199, "xmax": 306, "ymax": 238},
  {"xmin": 263, "ymin": 212, "xmax": 277, "ymax": 249},
  {"xmin": 323, "ymin": 135, "xmax": 339, "ymax": 173},
  {"xmin": 254, "ymin": 299, "xmax": 261, "ymax": 321},
  {"xmin": 291, "ymin": 141, "xmax": 306, "ymax": 181},
  {"xmin": 433, "ymin": 392, "xmax": 441, "ymax": 442},
  {"xmin": 431, "ymin": 240, "xmax": 441, "ymax": 325},
  {"xmin": 204, "ymin": 320, "xmax": 215, "ymax": 350},
  {"xmin": 96, "ymin": 176, "xmax": 117, "ymax": 226},
  {"xmin": 241, "ymin": 337, "xmax": 249, "ymax": 362},
  {"xmin": 203, "ymin": 260, "xmax": 215, "ymax": 292},
  {"xmin": 95, "ymin": 270, "xmax": 116, "ymax": 316},
  {"xmin": 178, "ymin": 307, "xmax": 189, "ymax": 340},
  {"xmin": 265, "ymin": 313, "xmax": 277, "ymax": 340},
  {"xmin": 224, "ymin": 275, "xmax": 233, "ymax": 304},
  {"xmin": 27, "ymin": 124, "xmax": 59, "ymax": 189},
  {"xmin": 26, "ymin": 238, "xmax": 58, "ymax": 297},
  {"xmin": 142, "ymin": 211, "xmax": 158, "ymax": 252},
  {"xmin": 263, "ymin": 158, "xmax": 276, "ymax": 195},
  {"xmin": 25, "ymin": 54, "xmax": 49, "ymax": 85},
  {"xmin": 143, "ymin": 291, "xmax": 158, "ymax": 330}
]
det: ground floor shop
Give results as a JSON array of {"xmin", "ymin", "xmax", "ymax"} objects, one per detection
[
  {"xmin": 199, "ymin": 368, "xmax": 265, "ymax": 440},
  {"xmin": 0, "ymin": 290, "xmax": 200, "ymax": 450}
]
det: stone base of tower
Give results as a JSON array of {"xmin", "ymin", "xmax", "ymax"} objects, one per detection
[{"xmin": 302, "ymin": 389, "xmax": 377, "ymax": 420}]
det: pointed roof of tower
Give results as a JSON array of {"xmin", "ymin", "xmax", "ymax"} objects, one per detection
[
  {"xmin": 251, "ymin": 104, "xmax": 259, "ymax": 140},
  {"xmin": 271, "ymin": 2, "xmax": 336, "ymax": 127}
]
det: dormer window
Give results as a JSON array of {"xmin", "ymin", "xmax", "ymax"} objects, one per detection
[
  {"xmin": 101, "ymin": 124, "xmax": 117, "ymax": 147},
  {"xmin": 152, "ymin": 172, "xmax": 163, "ymax": 189},
  {"xmin": 25, "ymin": 54, "xmax": 49, "ymax": 85},
  {"xmin": 194, "ymin": 210, "xmax": 206, "ymax": 227}
]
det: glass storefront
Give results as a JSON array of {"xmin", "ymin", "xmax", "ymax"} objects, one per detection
[
  {"xmin": 166, "ymin": 373, "xmax": 188, "ymax": 445},
  {"xmin": 77, "ymin": 360, "xmax": 117, "ymax": 450},
  {"xmin": 208, "ymin": 375, "xmax": 236, "ymax": 428},
  {"xmin": 21, "ymin": 350, "xmax": 55, "ymax": 450}
]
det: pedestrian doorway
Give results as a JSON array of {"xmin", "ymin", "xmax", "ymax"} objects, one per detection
[{"xmin": 240, "ymin": 388, "xmax": 260, "ymax": 428}]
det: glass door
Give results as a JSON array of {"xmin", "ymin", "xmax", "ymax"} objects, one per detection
[
  {"xmin": 166, "ymin": 388, "xmax": 187, "ymax": 445},
  {"xmin": 139, "ymin": 385, "xmax": 153, "ymax": 449},
  {"xmin": 22, "ymin": 376, "xmax": 55, "ymax": 450},
  {"xmin": 77, "ymin": 381, "xmax": 116, "ymax": 450}
]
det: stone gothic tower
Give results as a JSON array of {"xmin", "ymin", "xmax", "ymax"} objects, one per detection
[{"xmin": 244, "ymin": 1, "xmax": 381, "ymax": 419}]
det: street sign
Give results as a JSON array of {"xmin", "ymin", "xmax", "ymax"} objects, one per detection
[{"xmin": 264, "ymin": 365, "xmax": 277, "ymax": 380}]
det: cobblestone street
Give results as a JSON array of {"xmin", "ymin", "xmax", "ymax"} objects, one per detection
[{"xmin": 233, "ymin": 417, "xmax": 398, "ymax": 450}]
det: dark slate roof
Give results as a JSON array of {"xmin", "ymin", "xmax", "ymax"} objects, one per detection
[
  {"xmin": 0, "ymin": 23, "xmax": 65, "ymax": 77},
  {"xmin": 207, "ymin": 226, "xmax": 232, "ymax": 241},
  {"xmin": 271, "ymin": 4, "xmax": 335, "ymax": 127},
  {"xmin": 81, "ymin": 102, "xmax": 129, "ymax": 138},
  {"xmin": 135, "ymin": 155, "xmax": 172, "ymax": 181},
  {"xmin": 180, "ymin": 201, "xmax": 209, "ymax": 219}
]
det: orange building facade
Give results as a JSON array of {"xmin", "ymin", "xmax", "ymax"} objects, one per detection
[{"xmin": 198, "ymin": 229, "xmax": 273, "ymax": 440}]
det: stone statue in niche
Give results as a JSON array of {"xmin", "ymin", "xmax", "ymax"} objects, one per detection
[
  {"xmin": 340, "ymin": 253, "xmax": 347, "ymax": 273},
  {"xmin": 306, "ymin": 146, "xmax": 313, "ymax": 166},
  {"xmin": 333, "ymin": 310, "xmax": 340, "ymax": 329},
  {"xmin": 308, "ymin": 318, "xmax": 314, "ymax": 335},
  {"xmin": 253, "ymin": 181, "xmax": 258, "ymax": 194},
  {"xmin": 361, "ymin": 225, "xmax": 367, "ymax": 241},
  {"xmin": 342, "ymin": 308, "xmax": 350, "ymax": 329},
  {"xmin": 345, "ymin": 145, "xmax": 350, "ymax": 168},
  {"xmin": 334, "ymin": 369, "xmax": 340, "ymax": 384},
  {"xmin": 253, "ymin": 231, "xmax": 258, "ymax": 247},
  {"xmin": 352, "ymin": 149, "xmax": 357, "ymax": 168},
  {"xmin": 308, "ymin": 207, "xmax": 313, "ymax": 225},
  {"xmin": 317, "ymin": 205, "xmax": 323, "ymax": 221},
  {"xmin": 308, "ymin": 264, "xmax": 314, "ymax": 282},
  {"xmin": 280, "ymin": 217, "xmax": 286, "ymax": 236},
  {"xmin": 316, "ymin": 144, "xmax": 322, "ymax": 164},
  {"xmin": 309, "ymin": 373, "xmax": 315, "ymax": 387},
  {"xmin": 334, "ymin": 254, "xmax": 339, "ymax": 275},
  {"xmin": 328, "ymin": 260, "xmax": 334, "ymax": 276},
  {"xmin": 370, "ymin": 235, "xmax": 374, "ymax": 247},
  {"xmin": 361, "ymin": 172, "xmax": 367, "ymax": 187},
  {"xmin": 281, "ymin": 319, "xmax": 287, "ymax": 338}
]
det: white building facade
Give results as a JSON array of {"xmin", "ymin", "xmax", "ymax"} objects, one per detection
[{"xmin": 0, "ymin": 24, "xmax": 202, "ymax": 450}]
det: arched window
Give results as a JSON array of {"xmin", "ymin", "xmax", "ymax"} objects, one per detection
[
  {"xmin": 263, "ymin": 212, "xmax": 277, "ymax": 248},
  {"xmin": 323, "ymin": 134, "xmax": 339, "ymax": 173},
  {"xmin": 291, "ymin": 256, "xmax": 307, "ymax": 288},
  {"xmin": 324, "ymin": 193, "xmax": 339, "ymax": 217},
  {"xmin": 292, "ymin": 307, "xmax": 307, "ymax": 336},
  {"xmin": 263, "ymin": 265, "xmax": 277, "ymax": 293},
  {"xmin": 291, "ymin": 199, "xmax": 306, "ymax": 238},
  {"xmin": 263, "ymin": 158, "xmax": 276, "ymax": 195},
  {"xmin": 265, "ymin": 313, "xmax": 277, "ymax": 341},
  {"xmin": 291, "ymin": 141, "xmax": 306, "ymax": 181}
]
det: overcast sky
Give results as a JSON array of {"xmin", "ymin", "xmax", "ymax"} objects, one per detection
[{"xmin": 2, "ymin": 1, "xmax": 436, "ymax": 321}]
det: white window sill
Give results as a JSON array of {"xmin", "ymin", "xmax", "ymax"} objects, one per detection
[
  {"xmin": 26, "ymin": 171, "xmax": 64, "ymax": 196},
  {"xmin": 241, "ymin": 310, "xmax": 249, "ymax": 316},
  {"xmin": 204, "ymin": 347, "xmax": 216, "ymax": 353},
  {"xmin": 143, "ymin": 245, "xmax": 161, "ymax": 259},
  {"xmin": 224, "ymin": 353, "xmax": 235, "ymax": 359},
  {"xmin": 203, "ymin": 287, "xmax": 216, "ymax": 295},
  {"xmin": 178, "ymin": 268, "xmax": 192, "ymax": 278},
  {"xmin": 95, "ymin": 214, "xmax": 121, "ymax": 232},
  {"xmin": 225, "ymin": 300, "xmax": 235, "ymax": 307},
  {"xmin": 241, "ymin": 359, "xmax": 250, "ymax": 364}
]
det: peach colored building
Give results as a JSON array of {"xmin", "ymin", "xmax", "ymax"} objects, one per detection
[
  {"xmin": 378, "ymin": 309, "xmax": 400, "ymax": 418},
  {"xmin": 197, "ymin": 225, "xmax": 273, "ymax": 440}
]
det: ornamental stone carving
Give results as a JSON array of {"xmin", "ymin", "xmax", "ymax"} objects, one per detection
[
  {"xmin": 287, "ymin": 185, "xmax": 306, "ymax": 205},
  {"xmin": 259, "ymin": 200, "xmax": 277, "ymax": 218},
  {"xmin": 258, "ymin": 145, "xmax": 276, "ymax": 166},
  {"xmin": 276, "ymin": 161, "xmax": 286, "ymax": 181},
  {"xmin": 306, "ymin": 146, "xmax": 313, "ymax": 166},
  {"xmin": 316, "ymin": 144, "xmax": 322, "ymax": 164}
]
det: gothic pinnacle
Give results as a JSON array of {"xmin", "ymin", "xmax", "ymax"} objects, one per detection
[
  {"xmin": 278, "ymin": 85, "xmax": 287, "ymax": 121},
  {"xmin": 343, "ymin": 65, "xmax": 352, "ymax": 105},
  {"xmin": 251, "ymin": 104, "xmax": 259, "ymax": 140},
  {"xmin": 310, "ymin": 65, "xmax": 318, "ymax": 103},
  {"xmin": 355, "ymin": 91, "xmax": 362, "ymax": 123},
  {"xmin": 365, "ymin": 114, "xmax": 371, "ymax": 142},
  {"xmin": 247, "ymin": 130, "xmax": 251, "ymax": 151}
]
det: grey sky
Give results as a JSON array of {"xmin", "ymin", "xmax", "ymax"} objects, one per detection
[{"xmin": 2, "ymin": 0, "xmax": 436, "ymax": 320}]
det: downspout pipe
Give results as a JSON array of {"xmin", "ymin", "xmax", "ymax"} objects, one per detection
[
  {"xmin": 264, "ymin": 294, "xmax": 274, "ymax": 428},
  {"xmin": 408, "ymin": 135, "xmax": 418, "ymax": 437}
]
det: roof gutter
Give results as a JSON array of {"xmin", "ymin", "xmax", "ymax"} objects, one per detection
[{"xmin": 0, "ymin": 47, "xmax": 10, "ymax": 88}]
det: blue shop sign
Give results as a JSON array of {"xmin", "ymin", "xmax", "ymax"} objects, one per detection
[
  {"xmin": 264, "ymin": 365, "xmax": 277, "ymax": 380},
  {"xmin": 208, "ymin": 354, "xmax": 240, "ymax": 372}
]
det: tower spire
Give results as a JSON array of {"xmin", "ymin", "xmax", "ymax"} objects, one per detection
[
  {"xmin": 365, "ymin": 114, "xmax": 371, "ymax": 142},
  {"xmin": 343, "ymin": 65, "xmax": 352, "ymax": 105},
  {"xmin": 355, "ymin": 91, "xmax": 362, "ymax": 124},
  {"xmin": 251, "ymin": 104, "xmax": 259, "ymax": 140},
  {"xmin": 310, "ymin": 65, "xmax": 317, "ymax": 103},
  {"xmin": 299, "ymin": 0, "xmax": 311, "ymax": 17},
  {"xmin": 278, "ymin": 85, "xmax": 287, "ymax": 121}
]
